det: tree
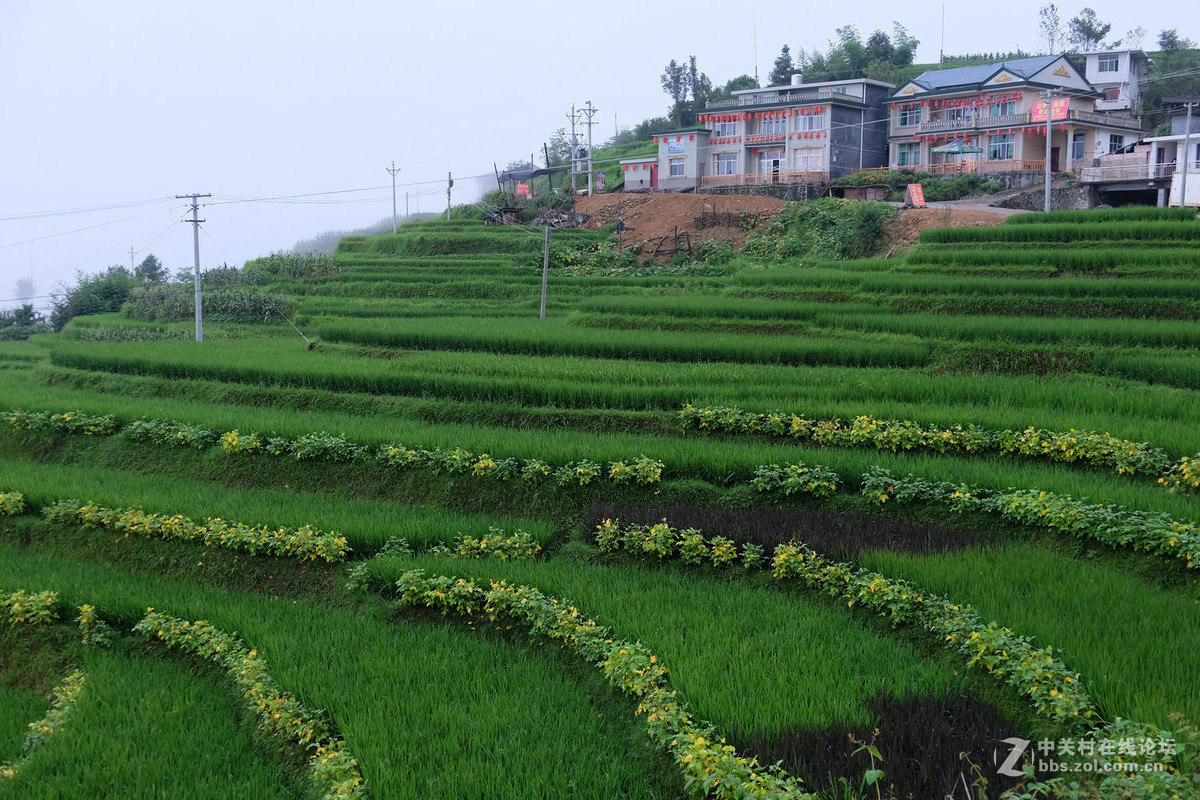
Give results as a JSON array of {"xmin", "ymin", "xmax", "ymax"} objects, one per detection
[
  {"xmin": 135, "ymin": 253, "xmax": 167, "ymax": 284},
  {"xmin": 1067, "ymin": 8, "xmax": 1111, "ymax": 52},
  {"xmin": 49, "ymin": 266, "xmax": 139, "ymax": 331},
  {"xmin": 864, "ymin": 31, "xmax": 895, "ymax": 65},
  {"xmin": 0, "ymin": 304, "xmax": 50, "ymax": 342},
  {"xmin": 1158, "ymin": 28, "xmax": 1195, "ymax": 52},
  {"xmin": 1039, "ymin": 4, "xmax": 1065, "ymax": 54},
  {"xmin": 769, "ymin": 45, "xmax": 795, "ymax": 86},
  {"xmin": 661, "ymin": 59, "xmax": 691, "ymax": 127},
  {"xmin": 1123, "ymin": 26, "xmax": 1147, "ymax": 50}
]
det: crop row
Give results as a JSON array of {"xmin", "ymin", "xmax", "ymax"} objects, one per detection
[
  {"xmin": 1003, "ymin": 207, "xmax": 1198, "ymax": 225},
  {"xmin": 38, "ymin": 336, "xmax": 1200, "ymax": 456},
  {"xmin": 590, "ymin": 521, "xmax": 1197, "ymax": 797},
  {"xmin": 593, "ymin": 520, "xmax": 1092, "ymax": 724},
  {"xmin": 731, "ymin": 267, "xmax": 1200, "ymax": 298},
  {"xmin": 133, "ymin": 610, "xmax": 365, "ymax": 799},
  {"xmin": 1, "ymin": 409, "xmax": 665, "ymax": 488},
  {"xmin": 920, "ymin": 221, "xmax": 1200, "ymax": 244},
  {"xmin": 0, "ymin": 668, "xmax": 86, "ymax": 781},
  {"xmin": 679, "ymin": 404, "xmax": 1188, "ymax": 484},
  {"xmin": 862, "ymin": 467, "xmax": 1197, "ymax": 569},
  {"xmin": 37, "ymin": 499, "xmax": 352, "ymax": 562},
  {"xmin": 315, "ymin": 316, "xmax": 931, "ymax": 368},
  {"xmin": 393, "ymin": 568, "xmax": 817, "ymax": 799}
]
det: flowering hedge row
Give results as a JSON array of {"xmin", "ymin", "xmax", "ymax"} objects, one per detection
[
  {"xmin": 0, "ymin": 669, "xmax": 86, "ymax": 781},
  {"xmin": 679, "ymin": 404, "xmax": 1189, "ymax": 484},
  {"xmin": 42, "ymin": 500, "xmax": 351, "ymax": 563},
  {"xmin": 2, "ymin": 589, "xmax": 59, "ymax": 626},
  {"xmin": 394, "ymin": 569, "xmax": 816, "ymax": 799},
  {"xmin": 595, "ymin": 520, "xmax": 765, "ymax": 569},
  {"xmin": 1, "ymin": 409, "xmax": 666, "ymax": 488},
  {"xmin": 861, "ymin": 468, "xmax": 1198, "ymax": 570},
  {"xmin": 454, "ymin": 528, "xmax": 542, "ymax": 561},
  {"xmin": 749, "ymin": 463, "xmax": 841, "ymax": 499},
  {"xmin": 0, "ymin": 491, "xmax": 26, "ymax": 516},
  {"xmin": 596, "ymin": 519, "xmax": 1094, "ymax": 726},
  {"xmin": 133, "ymin": 610, "xmax": 365, "ymax": 800}
]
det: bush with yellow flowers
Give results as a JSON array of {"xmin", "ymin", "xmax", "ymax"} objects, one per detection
[
  {"xmin": 0, "ymin": 491, "xmax": 26, "ymax": 516},
  {"xmin": 42, "ymin": 499, "xmax": 350, "ymax": 563},
  {"xmin": 133, "ymin": 610, "xmax": 365, "ymax": 800}
]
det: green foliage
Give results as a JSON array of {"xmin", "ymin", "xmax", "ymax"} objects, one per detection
[
  {"xmin": 831, "ymin": 169, "xmax": 1004, "ymax": 201},
  {"xmin": 49, "ymin": 266, "xmax": 139, "ymax": 332},
  {"xmin": 742, "ymin": 198, "xmax": 896, "ymax": 261},
  {"xmin": 0, "ymin": 305, "xmax": 51, "ymax": 342}
]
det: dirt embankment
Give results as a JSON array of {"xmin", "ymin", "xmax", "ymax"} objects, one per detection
[
  {"xmin": 574, "ymin": 192, "xmax": 1015, "ymax": 257},
  {"xmin": 574, "ymin": 193, "xmax": 786, "ymax": 249}
]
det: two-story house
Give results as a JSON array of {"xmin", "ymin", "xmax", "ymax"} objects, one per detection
[
  {"xmin": 887, "ymin": 54, "xmax": 1147, "ymax": 176},
  {"xmin": 625, "ymin": 76, "xmax": 893, "ymax": 191}
]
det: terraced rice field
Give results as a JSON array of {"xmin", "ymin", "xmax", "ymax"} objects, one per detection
[{"xmin": 1, "ymin": 206, "xmax": 1198, "ymax": 800}]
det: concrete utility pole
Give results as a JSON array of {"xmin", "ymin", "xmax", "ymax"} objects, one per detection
[
  {"xmin": 1042, "ymin": 89, "xmax": 1055, "ymax": 213},
  {"xmin": 446, "ymin": 172, "xmax": 453, "ymax": 221},
  {"xmin": 582, "ymin": 100, "xmax": 598, "ymax": 196},
  {"xmin": 128, "ymin": 246, "xmax": 136, "ymax": 272},
  {"xmin": 540, "ymin": 226, "xmax": 550, "ymax": 319},
  {"xmin": 175, "ymin": 193, "xmax": 211, "ymax": 342},
  {"xmin": 1181, "ymin": 102, "xmax": 1195, "ymax": 208},
  {"xmin": 387, "ymin": 161, "xmax": 401, "ymax": 233},
  {"xmin": 566, "ymin": 105, "xmax": 580, "ymax": 193}
]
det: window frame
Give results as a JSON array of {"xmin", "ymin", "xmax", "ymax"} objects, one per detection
[
  {"xmin": 988, "ymin": 134, "xmax": 1014, "ymax": 161},
  {"xmin": 668, "ymin": 157, "xmax": 686, "ymax": 177}
]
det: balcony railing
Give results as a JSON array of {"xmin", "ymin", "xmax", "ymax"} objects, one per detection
[
  {"xmin": 1078, "ymin": 162, "xmax": 1192, "ymax": 183},
  {"xmin": 893, "ymin": 110, "xmax": 1147, "ymax": 138},
  {"xmin": 744, "ymin": 133, "xmax": 788, "ymax": 145},
  {"xmin": 852, "ymin": 159, "xmax": 1047, "ymax": 175},
  {"xmin": 701, "ymin": 170, "xmax": 828, "ymax": 187},
  {"xmin": 706, "ymin": 88, "xmax": 857, "ymax": 110}
]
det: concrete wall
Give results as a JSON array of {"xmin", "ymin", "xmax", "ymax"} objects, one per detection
[{"xmin": 992, "ymin": 184, "xmax": 1095, "ymax": 210}]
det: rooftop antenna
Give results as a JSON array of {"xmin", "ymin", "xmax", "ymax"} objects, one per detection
[
  {"xmin": 753, "ymin": 19, "xmax": 760, "ymax": 86},
  {"xmin": 940, "ymin": 4, "xmax": 946, "ymax": 66}
]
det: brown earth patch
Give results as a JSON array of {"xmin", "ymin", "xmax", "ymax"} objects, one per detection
[{"xmin": 574, "ymin": 192, "xmax": 786, "ymax": 249}]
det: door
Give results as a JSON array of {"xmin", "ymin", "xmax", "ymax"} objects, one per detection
[
  {"xmin": 650, "ymin": 163, "xmax": 658, "ymax": 188},
  {"xmin": 1051, "ymin": 147, "xmax": 1060, "ymax": 173}
]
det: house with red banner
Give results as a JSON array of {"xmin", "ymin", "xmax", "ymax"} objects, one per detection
[
  {"xmin": 625, "ymin": 76, "xmax": 893, "ymax": 191},
  {"xmin": 887, "ymin": 53, "xmax": 1147, "ymax": 176}
]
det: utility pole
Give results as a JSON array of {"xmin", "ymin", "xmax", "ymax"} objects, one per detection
[
  {"xmin": 128, "ymin": 246, "xmax": 136, "ymax": 272},
  {"xmin": 387, "ymin": 161, "xmax": 401, "ymax": 233},
  {"xmin": 1181, "ymin": 102, "xmax": 1195, "ymax": 208},
  {"xmin": 582, "ymin": 100, "xmax": 598, "ymax": 196},
  {"xmin": 1042, "ymin": 89, "xmax": 1055, "ymax": 213},
  {"xmin": 566, "ymin": 105, "xmax": 581, "ymax": 193},
  {"xmin": 406, "ymin": 192, "xmax": 409, "ymax": 219},
  {"xmin": 446, "ymin": 172, "xmax": 453, "ymax": 221},
  {"xmin": 539, "ymin": 226, "xmax": 550, "ymax": 318},
  {"xmin": 175, "ymin": 193, "xmax": 211, "ymax": 342}
]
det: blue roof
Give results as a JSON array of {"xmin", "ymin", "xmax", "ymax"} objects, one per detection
[{"xmin": 912, "ymin": 55, "xmax": 1061, "ymax": 91}]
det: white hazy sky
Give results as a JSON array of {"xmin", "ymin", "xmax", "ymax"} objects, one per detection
[{"xmin": 0, "ymin": 0, "xmax": 1182, "ymax": 310}]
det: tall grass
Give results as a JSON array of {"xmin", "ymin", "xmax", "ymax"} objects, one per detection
[
  {"xmin": 920, "ymin": 221, "xmax": 1200, "ymax": 244},
  {"xmin": 1004, "ymin": 207, "xmax": 1198, "ymax": 225}
]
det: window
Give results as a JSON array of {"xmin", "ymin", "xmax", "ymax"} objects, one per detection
[
  {"xmin": 989, "ymin": 100, "xmax": 1016, "ymax": 117},
  {"xmin": 897, "ymin": 107, "xmax": 921, "ymax": 127},
  {"xmin": 897, "ymin": 142, "xmax": 920, "ymax": 166},
  {"xmin": 1071, "ymin": 132, "xmax": 1086, "ymax": 161},
  {"xmin": 715, "ymin": 152, "xmax": 737, "ymax": 176},
  {"xmin": 761, "ymin": 115, "xmax": 787, "ymax": 134},
  {"xmin": 796, "ymin": 111, "xmax": 825, "ymax": 131},
  {"xmin": 794, "ymin": 147, "xmax": 822, "ymax": 171},
  {"xmin": 1108, "ymin": 134, "xmax": 1125, "ymax": 154},
  {"xmin": 946, "ymin": 106, "xmax": 975, "ymax": 121},
  {"xmin": 1097, "ymin": 54, "xmax": 1119, "ymax": 72},
  {"xmin": 669, "ymin": 157, "xmax": 686, "ymax": 177},
  {"xmin": 1102, "ymin": 87, "xmax": 1120, "ymax": 101},
  {"xmin": 713, "ymin": 119, "xmax": 739, "ymax": 137},
  {"xmin": 988, "ymin": 134, "xmax": 1014, "ymax": 161}
]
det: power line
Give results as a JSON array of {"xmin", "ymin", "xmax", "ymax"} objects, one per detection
[
  {"xmin": 0, "ymin": 209, "xmax": 172, "ymax": 250},
  {"xmin": 0, "ymin": 197, "xmax": 174, "ymax": 223}
]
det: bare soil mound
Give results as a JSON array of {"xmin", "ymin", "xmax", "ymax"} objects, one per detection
[
  {"xmin": 574, "ymin": 193, "xmax": 786, "ymax": 249},
  {"xmin": 573, "ymin": 192, "xmax": 1013, "ymax": 259}
]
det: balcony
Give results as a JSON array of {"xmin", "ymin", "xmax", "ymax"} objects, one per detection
[
  {"xmin": 701, "ymin": 170, "xmax": 828, "ymax": 187},
  {"xmin": 1078, "ymin": 162, "xmax": 1180, "ymax": 183},
  {"xmin": 744, "ymin": 133, "xmax": 788, "ymax": 145}
]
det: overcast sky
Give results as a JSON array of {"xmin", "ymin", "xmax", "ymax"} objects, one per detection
[{"xmin": 0, "ymin": 0, "xmax": 1183, "ymax": 311}]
